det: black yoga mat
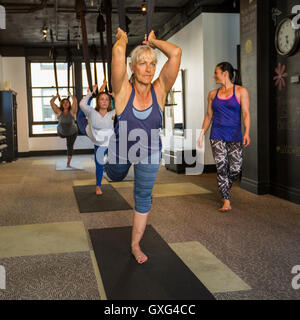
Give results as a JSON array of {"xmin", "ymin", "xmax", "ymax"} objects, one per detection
[
  {"xmin": 89, "ymin": 225, "xmax": 215, "ymax": 300},
  {"xmin": 73, "ymin": 184, "xmax": 132, "ymax": 213}
]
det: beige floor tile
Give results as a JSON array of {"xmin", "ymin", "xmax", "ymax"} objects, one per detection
[
  {"xmin": 90, "ymin": 250, "xmax": 107, "ymax": 300},
  {"xmin": 169, "ymin": 241, "xmax": 251, "ymax": 293},
  {"xmin": 109, "ymin": 181, "xmax": 133, "ymax": 188},
  {"xmin": 32, "ymin": 160, "xmax": 56, "ymax": 165},
  {"xmin": 152, "ymin": 183, "xmax": 211, "ymax": 197},
  {"xmin": 0, "ymin": 221, "xmax": 90, "ymax": 258}
]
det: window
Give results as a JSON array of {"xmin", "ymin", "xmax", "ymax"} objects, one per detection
[
  {"xmin": 28, "ymin": 62, "xmax": 74, "ymax": 135},
  {"xmin": 82, "ymin": 62, "xmax": 107, "ymax": 108},
  {"xmin": 27, "ymin": 60, "xmax": 107, "ymax": 136}
]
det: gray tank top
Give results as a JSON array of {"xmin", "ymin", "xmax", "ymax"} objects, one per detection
[{"xmin": 57, "ymin": 111, "xmax": 78, "ymax": 136}]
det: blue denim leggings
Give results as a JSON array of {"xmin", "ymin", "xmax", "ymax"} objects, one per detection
[
  {"xmin": 94, "ymin": 145, "xmax": 107, "ymax": 186},
  {"xmin": 104, "ymin": 152, "xmax": 161, "ymax": 214},
  {"xmin": 77, "ymin": 110, "xmax": 106, "ymax": 187}
]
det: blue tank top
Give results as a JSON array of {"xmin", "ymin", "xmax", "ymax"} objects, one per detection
[
  {"xmin": 108, "ymin": 83, "xmax": 162, "ymax": 162},
  {"xmin": 210, "ymin": 85, "xmax": 242, "ymax": 142}
]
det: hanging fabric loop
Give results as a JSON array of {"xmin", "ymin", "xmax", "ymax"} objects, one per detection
[
  {"xmin": 75, "ymin": 0, "xmax": 93, "ymax": 94},
  {"xmin": 146, "ymin": 0, "xmax": 156, "ymax": 37}
]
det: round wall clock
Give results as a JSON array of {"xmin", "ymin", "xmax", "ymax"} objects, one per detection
[{"xmin": 275, "ymin": 16, "xmax": 300, "ymax": 56}]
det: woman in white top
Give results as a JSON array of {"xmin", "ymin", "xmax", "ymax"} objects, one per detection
[{"xmin": 78, "ymin": 80, "xmax": 115, "ymax": 194}]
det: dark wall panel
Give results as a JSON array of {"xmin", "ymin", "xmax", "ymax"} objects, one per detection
[
  {"xmin": 240, "ymin": 0, "xmax": 258, "ymax": 186},
  {"xmin": 240, "ymin": 0, "xmax": 271, "ymax": 194},
  {"xmin": 270, "ymin": 0, "xmax": 300, "ymax": 203},
  {"xmin": 240, "ymin": 0, "xmax": 300, "ymax": 204}
]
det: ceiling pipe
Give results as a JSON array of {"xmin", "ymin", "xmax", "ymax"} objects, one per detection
[
  {"xmin": 3, "ymin": 2, "xmax": 182, "ymax": 14},
  {"xmin": 55, "ymin": 0, "xmax": 59, "ymax": 41},
  {"xmin": 4, "ymin": 0, "xmax": 48, "ymax": 13},
  {"xmin": 54, "ymin": 0, "xmax": 75, "ymax": 42}
]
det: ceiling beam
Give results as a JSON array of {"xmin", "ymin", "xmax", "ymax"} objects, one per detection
[
  {"xmin": 3, "ymin": 2, "xmax": 183, "ymax": 14},
  {"xmin": 157, "ymin": 0, "xmax": 239, "ymax": 41}
]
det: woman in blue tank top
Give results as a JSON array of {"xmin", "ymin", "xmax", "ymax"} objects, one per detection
[
  {"xmin": 197, "ymin": 62, "xmax": 251, "ymax": 212},
  {"xmin": 105, "ymin": 28, "xmax": 181, "ymax": 264}
]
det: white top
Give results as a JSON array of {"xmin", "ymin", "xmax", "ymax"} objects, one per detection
[{"xmin": 79, "ymin": 93, "xmax": 115, "ymax": 147}]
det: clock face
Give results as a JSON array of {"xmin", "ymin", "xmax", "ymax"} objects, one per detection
[{"xmin": 276, "ymin": 18, "xmax": 296, "ymax": 55}]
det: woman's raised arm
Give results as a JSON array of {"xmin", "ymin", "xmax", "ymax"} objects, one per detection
[
  {"xmin": 145, "ymin": 31, "xmax": 182, "ymax": 95},
  {"xmin": 79, "ymin": 85, "xmax": 97, "ymax": 116},
  {"xmin": 50, "ymin": 95, "xmax": 61, "ymax": 115},
  {"xmin": 69, "ymin": 93, "xmax": 78, "ymax": 117},
  {"xmin": 111, "ymin": 28, "xmax": 129, "ymax": 95}
]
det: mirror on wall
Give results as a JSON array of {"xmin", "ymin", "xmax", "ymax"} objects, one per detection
[{"xmin": 163, "ymin": 69, "xmax": 186, "ymax": 135}]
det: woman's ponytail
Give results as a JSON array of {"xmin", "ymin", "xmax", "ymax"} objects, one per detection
[{"xmin": 234, "ymin": 69, "xmax": 242, "ymax": 86}]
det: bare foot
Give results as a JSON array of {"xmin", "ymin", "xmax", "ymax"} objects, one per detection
[
  {"xmin": 131, "ymin": 245, "xmax": 148, "ymax": 264},
  {"xmin": 96, "ymin": 186, "xmax": 103, "ymax": 195},
  {"xmin": 67, "ymin": 162, "xmax": 71, "ymax": 168},
  {"xmin": 218, "ymin": 200, "xmax": 232, "ymax": 212}
]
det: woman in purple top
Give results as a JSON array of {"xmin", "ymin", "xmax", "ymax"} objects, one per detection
[
  {"xmin": 106, "ymin": 28, "xmax": 181, "ymax": 264},
  {"xmin": 197, "ymin": 62, "xmax": 251, "ymax": 212}
]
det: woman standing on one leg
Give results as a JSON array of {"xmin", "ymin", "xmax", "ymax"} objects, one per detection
[
  {"xmin": 78, "ymin": 80, "xmax": 115, "ymax": 195},
  {"xmin": 197, "ymin": 62, "xmax": 251, "ymax": 212},
  {"xmin": 50, "ymin": 94, "xmax": 78, "ymax": 167},
  {"xmin": 105, "ymin": 28, "xmax": 181, "ymax": 264}
]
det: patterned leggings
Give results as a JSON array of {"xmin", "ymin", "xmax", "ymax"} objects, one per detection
[{"xmin": 210, "ymin": 139, "xmax": 243, "ymax": 200}]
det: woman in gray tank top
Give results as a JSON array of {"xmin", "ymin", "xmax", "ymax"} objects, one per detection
[{"xmin": 50, "ymin": 93, "xmax": 78, "ymax": 167}]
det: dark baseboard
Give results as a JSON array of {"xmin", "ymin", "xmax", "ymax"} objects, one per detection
[
  {"xmin": 18, "ymin": 149, "xmax": 94, "ymax": 158},
  {"xmin": 240, "ymin": 176, "xmax": 270, "ymax": 195},
  {"xmin": 270, "ymin": 183, "xmax": 300, "ymax": 205},
  {"xmin": 241, "ymin": 177, "xmax": 300, "ymax": 205},
  {"xmin": 203, "ymin": 164, "xmax": 217, "ymax": 173}
]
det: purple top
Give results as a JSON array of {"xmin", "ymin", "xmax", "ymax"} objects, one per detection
[
  {"xmin": 210, "ymin": 85, "xmax": 242, "ymax": 142},
  {"xmin": 108, "ymin": 83, "xmax": 162, "ymax": 162}
]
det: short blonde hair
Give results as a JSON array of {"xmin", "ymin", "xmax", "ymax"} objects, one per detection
[{"xmin": 130, "ymin": 45, "xmax": 157, "ymax": 67}]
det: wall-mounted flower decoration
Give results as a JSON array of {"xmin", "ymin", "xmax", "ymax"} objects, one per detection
[{"xmin": 273, "ymin": 63, "xmax": 288, "ymax": 91}]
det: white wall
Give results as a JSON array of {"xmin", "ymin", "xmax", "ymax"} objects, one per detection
[
  {"xmin": 155, "ymin": 13, "xmax": 240, "ymax": 165},
  {"xmin": 1, "ymin": 57, "xmax": 93, "ymax": 152},
  {"xmin": 202, "ymin": 13, "xmax": 240, "ymax": 164}
]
